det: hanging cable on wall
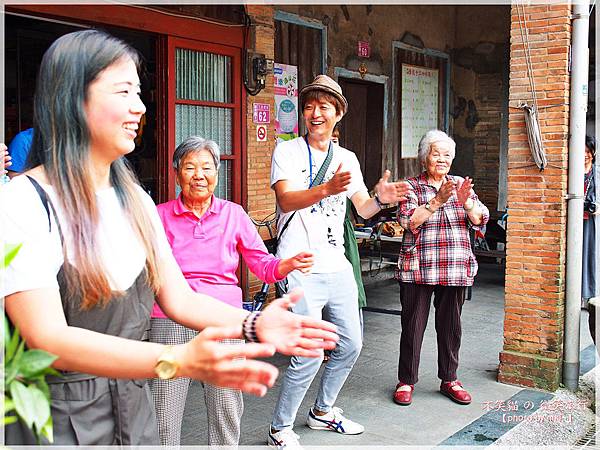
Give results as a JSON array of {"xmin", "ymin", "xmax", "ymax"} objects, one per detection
[
  {"xmin": 522, "ymin": 104, "xmax": 548, "ymax": 170},
  {"xmin": 242, "ymin": 11, "xmax": 260, "ymax": 95},
  {"xmin": 242, "ymin": 9, "xmax": 270, "ymax": 96},
  {"xmin": 516, "ymin": 1, "xmax": 548, "ymax": 171}
]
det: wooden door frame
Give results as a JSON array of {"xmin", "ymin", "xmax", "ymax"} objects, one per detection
[
  {"xmin": 6, "ymin": 5, "xmax": 245, "ymax": 47},
  {"xmin": 334, "ymin": 67, "xmax": 389, "ymax": 180},
  {"xmin": 166, "ymin": 37, "xmax": 245, "ymax": 205}
]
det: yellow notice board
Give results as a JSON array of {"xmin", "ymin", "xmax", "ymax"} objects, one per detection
[{"xmin": 401, "ymin": 64, "xmax": 439, "ymax": 158}]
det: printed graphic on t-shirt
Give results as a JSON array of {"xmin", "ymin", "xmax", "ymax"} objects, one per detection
[{"xmin": 304, "ymin": 164, "xmax": 345, "ymax": 248}]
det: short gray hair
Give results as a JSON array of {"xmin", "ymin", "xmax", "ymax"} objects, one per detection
[
  {"xmin": 417, "ymin": 130, "xmax": 456, "ymax": 166},
  {"xmin": 172, "ymin": 136, "xmax": 221, "ymax": 171}
]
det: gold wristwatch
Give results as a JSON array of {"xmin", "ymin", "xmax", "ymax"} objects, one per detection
[{"xmin": 154, "ymin": 345, "xmax": 179, "ymax": 380}]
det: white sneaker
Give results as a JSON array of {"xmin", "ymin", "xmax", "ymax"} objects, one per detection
[
  {"xmin": 306, "ymin": 406, "xmax": 365, "ymax": 435},
  {"xmin": 268, "ymin": 426, "xmax": 301, "ymax": 448}
]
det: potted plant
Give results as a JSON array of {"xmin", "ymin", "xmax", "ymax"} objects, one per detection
[{"xmin": 3, "ymin": 243, "xmax": 58, "ymax": 443}]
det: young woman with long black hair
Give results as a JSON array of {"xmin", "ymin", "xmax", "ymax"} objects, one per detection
[{"xmin": 1, "ymin": 29, "xmax": 337, "ymax": 445}]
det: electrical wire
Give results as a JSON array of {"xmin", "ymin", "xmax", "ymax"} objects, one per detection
[
  {"xmin": 516, "ymin": 1, "xmax": 548, "ymax": 171},
  {"xmin": 517, "ymin": 2, "xmax": 539, "ymax": 111},
  {"xmin": 522, "ymin": 104, "xmax": 548, "ymax": 170},
  {"xmin": 241, "ymin": 9, "xmax": 265, "ymax": 96}
]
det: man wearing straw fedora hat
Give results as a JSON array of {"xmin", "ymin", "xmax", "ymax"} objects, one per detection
[{"xmin": 267, "ymin": 74, "xmax": 408, "ymax": 448}]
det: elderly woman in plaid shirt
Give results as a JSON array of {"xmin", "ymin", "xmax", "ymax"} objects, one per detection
[{"xmin": 393, "ymin": 129, "xmax": 489, "ymax": 407}]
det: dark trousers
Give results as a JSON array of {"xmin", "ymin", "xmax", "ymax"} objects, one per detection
[{"xmin": 397, "ymin": 282, "xmax": 466, "ymax": 384}]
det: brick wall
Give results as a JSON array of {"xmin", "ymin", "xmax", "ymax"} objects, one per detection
[
  {"xmin": 473, "ymin": 73, "xmax": 503, "ymax": 213},
  {"xmin": 498, "ymin": 4, "xmax": 571, "ymax": 390},
  {"xmin": 245, "ymin": 6, "xmax": 277, "ymax": 296}
]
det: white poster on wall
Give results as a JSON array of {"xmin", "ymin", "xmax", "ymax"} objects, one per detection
[
  {"xmin": 274, "ymin": 63, "xmax": 298, "ymax": 145},
  {"xmin": 401, "ymin": 64, "xmax": 439, "ymax": 158}
]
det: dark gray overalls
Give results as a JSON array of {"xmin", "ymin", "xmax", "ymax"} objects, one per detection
[{"xmin": 5, "ymin": 177, "xmax": 159, "ymax": 445}]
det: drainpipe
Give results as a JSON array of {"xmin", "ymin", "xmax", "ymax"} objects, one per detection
[{"xmin": 563, "ymin": 1, "xmax": 590, "ymax": 392}]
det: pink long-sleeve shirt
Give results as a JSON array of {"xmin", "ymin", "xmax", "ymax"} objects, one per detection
[{"xmin": 152, "ymin": 195, "xmax": 283, "ymax": 317}]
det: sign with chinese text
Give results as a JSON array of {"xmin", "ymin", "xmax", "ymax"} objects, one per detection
[
  {"xmin": 253, "ymin": 103, "xmax": 270, "ymax": 124},
  {"xmin": 401, "ymin": 64, "xmax": 439, "ymax": 158},
  {"xmin": 274, "ymin": 63, "xmax": 298, "ymax": 144},
  {"xmin": 358, "ymin": 41, "xmax": 370, "ymax": 58}
]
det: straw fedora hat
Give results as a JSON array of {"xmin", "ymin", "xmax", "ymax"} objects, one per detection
[{"xmin": 299, "ymin": 75, "xmax": 348, "ymax": 115}]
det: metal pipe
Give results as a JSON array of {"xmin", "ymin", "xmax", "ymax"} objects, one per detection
[{"xmin": 563, "ymin": 1, "xmax": 590, "ymax": 392}]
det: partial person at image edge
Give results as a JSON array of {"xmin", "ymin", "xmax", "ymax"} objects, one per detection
[{"xmin": 7, "ymin": 127, "xmax": 33, "ymax": 178}]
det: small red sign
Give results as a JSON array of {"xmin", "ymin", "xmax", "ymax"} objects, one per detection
[
  {"xmin": 253, "ymin": 103, "xmax": 270, "ymax": 124},
  {"xmin": 256, "ymin": 125, "xmax": 267, "ymax": 142},
  {"xmin": 358, "ymin": 41, "xmax": 370, "ymax": 58}
]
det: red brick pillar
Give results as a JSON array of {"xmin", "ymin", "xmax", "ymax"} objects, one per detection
[
  {"xmin": 474, "ymin": 73, "xmax": 503, "ymax": 211},
  {"xmin": 244, "ymin": 6, "xmax": 277, "ymax": 296},
  {"xmin": 499, "ymin": 4, "xmax": 571, "ymax": 390}
]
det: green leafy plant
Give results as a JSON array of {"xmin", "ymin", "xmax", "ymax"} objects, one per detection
[{"xmin": 3, "ymin": 243, "xmax": 59, "ymax": 443}]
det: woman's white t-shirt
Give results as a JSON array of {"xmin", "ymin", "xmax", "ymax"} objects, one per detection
[{"xmin": 1, "ymin": 175, "xmax": 170, "ymax": 297}]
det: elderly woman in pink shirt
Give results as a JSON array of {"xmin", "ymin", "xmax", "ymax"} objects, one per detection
[{"xmin": 149, "ymin": 136, "xmax": 313, "ymax": 446}]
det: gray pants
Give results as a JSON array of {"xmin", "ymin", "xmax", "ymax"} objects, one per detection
[
  {"xmin": 149, "ymin": 318, "xmax": 243, "ymax": 446},
  {"xmin": 271, "ymin": 267, "xmax": 362, "ymax": 430}
]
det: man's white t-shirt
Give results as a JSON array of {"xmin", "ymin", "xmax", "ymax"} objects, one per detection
[
  {"xmin": 270, "ymin": 136, "xmax": 368, "ymax": 273},
  {"xmin": 0, "ymin": 175, "xmax": 171, "ymax": 297}
]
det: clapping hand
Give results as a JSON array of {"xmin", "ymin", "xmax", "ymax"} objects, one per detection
[
  {"xmin": 375, "ymin": 170, "xmax": 409, "ymax": 204},
  {"xmin": 257, "ymin": 288, "xmax": 339, "ymax": 357},
  {"xmin": 435, "ymin": 179, "xmax": 456, "ymax": 205},
  {"xmin": 456, "ymin": 177, "xmax": 474, "ymax": 205},
  {"xmin": 324, "ymin": 163, "xmax": 351, "ymax": 196}
]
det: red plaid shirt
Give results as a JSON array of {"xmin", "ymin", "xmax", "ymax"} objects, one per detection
[{"xmin": 395, "ymin": 173, "xmax": 489, "ymax": 286}]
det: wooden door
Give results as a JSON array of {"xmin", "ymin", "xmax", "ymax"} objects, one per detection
[
  {"xmin": 338, "ymin": 78, "xmax": 384, "ymax": 191},
  {"xmin": 167, "ymin": 37, "xmax": 244, "ymax": 205}
]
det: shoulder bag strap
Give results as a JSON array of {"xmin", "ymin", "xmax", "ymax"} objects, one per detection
[
  {"xmin": 26, "ymin": 175, "xmax": 65, "ymax": 244},
  {"xmin": 27, "ymin": 175, "xmax": 52, "ymax": 232},
  {"xmin": 310, "ymin": 140, "xmax": 334, "ymax": 187},
  {"xmin": 585, "ymin": 171, "xmax": 593, "ymax": 196},
  {"xmin": 278, "ymin": 139, "xmax": 334, "ymax": 240}
]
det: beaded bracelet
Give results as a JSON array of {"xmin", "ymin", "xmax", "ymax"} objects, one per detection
[
  {"xmin": 373, "ymin": 192, "xmax": 385, "ymax": 210},
  {"xmin": 242, "ymin": 311, "xmax": 262, "ymax": 343}
]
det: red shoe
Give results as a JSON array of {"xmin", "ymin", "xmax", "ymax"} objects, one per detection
[
  {"xmin": 393, "ymin": 382, "xmax": 414, "ymax": 406},
  {"xmin": 440, "ymin": 380, "xmax": 472, "ymax": 405}
]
